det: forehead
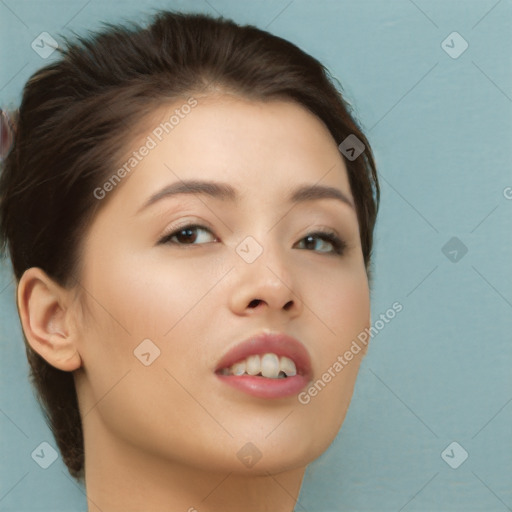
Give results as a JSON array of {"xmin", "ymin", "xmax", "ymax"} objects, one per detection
[{"xmin": 109, "ymin": 94, "xmax": 354, "ymax": 210}]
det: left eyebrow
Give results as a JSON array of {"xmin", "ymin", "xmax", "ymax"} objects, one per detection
[
  {"xmin": 137, "ymin": 179, "xmax": 354, "ymax": 214},
  {"xmin": 290, "ymin": 183, "xmax": 354, "ymax": 209}
]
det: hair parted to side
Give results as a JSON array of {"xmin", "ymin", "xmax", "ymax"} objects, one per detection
[{"xmin": 0, "ymin": 10, "xmax": 379, "ymax": 480}]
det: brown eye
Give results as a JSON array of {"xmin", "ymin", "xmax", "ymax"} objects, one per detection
[
  {"xmin": 295, "ymin": 231, "xmax": 347, "ymax": 255},
  {"xmin": 158, "ymin": 224, "xmax": 217, "ymax": 246}
]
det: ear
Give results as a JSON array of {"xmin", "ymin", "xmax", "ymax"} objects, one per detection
[{"xmin": 17, "ymin": 267, "xmax": 82, "ymax": 372}]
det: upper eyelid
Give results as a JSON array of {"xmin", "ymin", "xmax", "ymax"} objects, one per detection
[
  {"xmin": 162, "ymin": 222, "xmax": 341, "ymax": 237},
  {"xmin": 161, "ymin": 221, "xmax": 214, "ymax": 237},
  {"xmin": 160, "ymin": 223, "xmax": 346, "ymax": 247}
]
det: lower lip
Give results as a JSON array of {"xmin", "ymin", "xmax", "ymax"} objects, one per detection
[{"xmin": 215, "ymin": 373, "xmax": 309, "ymax": 399}]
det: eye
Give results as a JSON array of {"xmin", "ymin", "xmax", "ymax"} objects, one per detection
[
  {"xmin": 295, "ymin": 230, "xmax": 347, "ymax": 255},
  {"xmin": 158, "ymin": 224, "xmax": 347, "ymax": 255},
  {"xmin": 158, "ymin": 224, "xmax": 217, "ymax": 246}
]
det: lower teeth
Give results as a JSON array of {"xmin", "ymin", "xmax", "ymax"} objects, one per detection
[{"xmin": 249, "ymin": 371, "xmax": 287, "ymax": 379}]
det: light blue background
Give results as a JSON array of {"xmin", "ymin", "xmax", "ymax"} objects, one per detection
[{"xmin": 1, "ymin": 1, "xmax": 511, "ymax": 511}]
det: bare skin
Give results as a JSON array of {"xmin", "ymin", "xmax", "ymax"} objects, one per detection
[{"xmin": 17, "ymin": 94, "xmax": 370, "ymax": 512}]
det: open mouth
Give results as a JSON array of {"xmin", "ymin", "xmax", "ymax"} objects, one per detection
[
  {"xmin": 216, "ymin": 352, "xmax": 297, "ymax": 379},
  {"xmin": 214, "ymin": 331, "xmax": 312, "ymax": 399}
]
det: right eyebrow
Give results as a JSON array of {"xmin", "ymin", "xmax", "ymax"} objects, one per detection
[{"xmin": 137, "ymin": 179, "xmax": 354, "ymax": 214}]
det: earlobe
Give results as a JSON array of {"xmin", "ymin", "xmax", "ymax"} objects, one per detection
[{"xmin": 17, "ymin": 267, "xmax": 82, "ymax": 372}]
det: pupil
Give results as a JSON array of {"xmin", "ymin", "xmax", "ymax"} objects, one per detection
[
  {"xmin": 305, "ymin": 236, "xmax": 315, "ymax": 249},
  {"xmin": 178, "ymin": 228, "xmax": 196, "ymax": 244}
]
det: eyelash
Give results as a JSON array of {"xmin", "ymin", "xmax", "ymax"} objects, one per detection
[{"xmin": 158, "ymin": 223, "xmax": 347, "ymax": 255}]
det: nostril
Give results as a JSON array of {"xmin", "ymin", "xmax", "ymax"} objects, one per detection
[
  {"xmin": 283, "ymin": 300, "xmax": 293, "ymax": 311},
  {"xmin": 248, "ymin": 299, "xmax": 294, "ymax": 310}
]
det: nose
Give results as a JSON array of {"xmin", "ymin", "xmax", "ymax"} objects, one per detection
[{"xmin": 228, "ymin": 241, "xmax": 303, "ymax": 318}]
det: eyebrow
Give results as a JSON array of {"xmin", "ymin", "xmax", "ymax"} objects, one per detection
[{"xmin": 137, "ymin": 179, "xmax": 354, "ymax": 213}]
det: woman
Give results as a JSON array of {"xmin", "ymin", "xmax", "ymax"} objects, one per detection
[{"xmin": 0, "ymin": 10, "xmax": 379, "ymax": 511}]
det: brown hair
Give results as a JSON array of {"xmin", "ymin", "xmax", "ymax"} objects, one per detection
[{"xmin": 0, "ymin": 10, "xmax": 379, "ymax": 480}]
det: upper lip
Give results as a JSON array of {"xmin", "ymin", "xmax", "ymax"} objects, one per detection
[{"xmin": 214, "ymin": 330, "xmax": 312, "ymax": 377}]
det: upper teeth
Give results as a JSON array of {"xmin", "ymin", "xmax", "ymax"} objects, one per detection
[{"xmin": 222, "ymin": 353, "xmax": 297, "ymax": 379}]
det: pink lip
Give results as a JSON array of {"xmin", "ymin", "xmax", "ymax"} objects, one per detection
[{"xmin": 214, "ymin": 331, "xmax": 312, "ymax": 399}]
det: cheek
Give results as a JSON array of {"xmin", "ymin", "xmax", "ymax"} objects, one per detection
[
  {"xmin": 81, "ymin": 247, "xmax": 211, "ymax": 339},
  {"xmin": 75, "ymin": 248, "xmax": 220, "ymax": 404},
  {"xmin": 74, "ymin": 253, "xmax": 205, "ymax": 456},
  {"xmin": 320, "ymin": 264, "xmax": 370, "ymax": 393},
  {"xmin": 311, "ymin": 261, "xmax": 370, "ymax": 343},
  {"xmin": 295, "ymin": 264, "xmax": 369, "ymax": 451}
]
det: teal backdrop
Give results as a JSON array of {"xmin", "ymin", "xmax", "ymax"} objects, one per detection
[{"xmin": 1, "ymin": 0, "xmax": 511, "ymax": 510}]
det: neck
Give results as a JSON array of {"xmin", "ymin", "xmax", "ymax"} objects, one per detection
[{"xmin": 83, "ymin": 416, "xmax": 306, "ymax": 512}]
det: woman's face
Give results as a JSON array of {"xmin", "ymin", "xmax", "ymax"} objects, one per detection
[{"xmin": 72, "ymin": 94, "xmax": 370, "ymax": 474}]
